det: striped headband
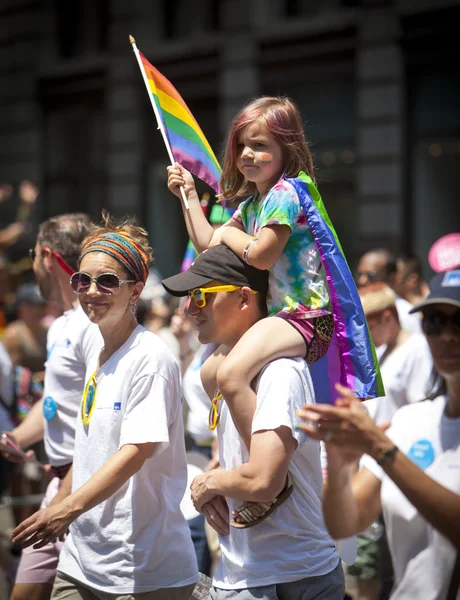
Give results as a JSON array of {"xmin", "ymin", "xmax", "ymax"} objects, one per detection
[{"xmin": 80, "ymin": 232, "xmax": 149, "ymax": 283}]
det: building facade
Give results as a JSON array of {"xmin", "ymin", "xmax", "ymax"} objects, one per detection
[{"xmin": 0, "ymin": 0, "xmax": 459, "ymax": 277}]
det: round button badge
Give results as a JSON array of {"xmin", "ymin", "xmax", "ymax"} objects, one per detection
[
  {"xmin": 43, "ymin": 396, "xmax": 57, "ymax": 421},
  {"xmin": 407, "ymin": 439, "xmax": 435, "ymax": 471}
]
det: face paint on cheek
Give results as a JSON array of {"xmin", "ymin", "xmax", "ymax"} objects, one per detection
[{"xmin": 261, "ymin": 153, "xmax": 272, "ymax": 163}]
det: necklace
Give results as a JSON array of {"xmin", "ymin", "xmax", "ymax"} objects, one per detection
[
  {"xmin": 208, "ymin": 387, "xmax": 223, "ymax": 431},
  {"xmin": 81, "ymin": 371, "xmax": 97, "ymax": 425}
]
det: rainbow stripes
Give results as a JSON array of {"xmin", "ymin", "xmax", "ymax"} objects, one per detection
[
  {"xmin": 289, "ymin": 173, "xmax": 384, "ymax": 404},
  {"xmin": 140, "ymin": 53, "xmax": 222, "ymax": 193},
  {"xmin": 81, "ymin": 232, "xmax": 149, "ymax": 283}
]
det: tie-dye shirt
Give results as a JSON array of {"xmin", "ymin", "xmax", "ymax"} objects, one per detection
[{"xmin": 232, "ymin": 177, "xmax": 331, "ymax": 317}]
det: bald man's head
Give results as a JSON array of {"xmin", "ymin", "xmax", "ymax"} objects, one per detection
[{"xmin": 355, "ymin": 248, "xmax": 397, "ymax": 289}]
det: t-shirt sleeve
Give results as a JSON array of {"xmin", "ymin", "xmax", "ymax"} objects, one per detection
[
  {"xmin": 232, "ymin": 205, "xmax": 244, "ymax": 226},
  {"xmin": 119, "ymin": 372, "xmax": 177, "ymax": 457},
  {"xmin": 251, "ymin": 360, "xmax": 314, "ymax": 447},
  {"xmin": 232, "ymin": 198, "xmax": 251, "ymax": 228},
  {"xmin": 258, "ymin": 181, "xmax": 301, "ymax": 231}
]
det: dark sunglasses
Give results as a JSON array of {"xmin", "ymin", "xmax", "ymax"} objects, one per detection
[
  {"xmin": 29, "ymin": 247, "xmax": 75, "ymax": 276},
  {"xmin": 422, "ymin": 310, "xmax": 460, "ymax": 336},
  {"xmin": 70, "ymin": 272, "xmax": 136, "ymax": 295}
]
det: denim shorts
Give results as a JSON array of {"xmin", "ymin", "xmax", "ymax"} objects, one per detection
[{"xmin": 211, "ymin": 562, "xmax": 345, "ymax": 600}]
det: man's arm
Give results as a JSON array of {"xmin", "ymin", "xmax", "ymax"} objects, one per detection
[{"xmin": 191, "ymin": 425, "xmax": 296, "ymax": 511}]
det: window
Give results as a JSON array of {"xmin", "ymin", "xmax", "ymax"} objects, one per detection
[
  {"xmin": 54, "ymin": 0, "xmax": 108, "ymax": 59},
  {"xmin": 41, "ymin": 77, "xmax": 106, "ymax": 220}
]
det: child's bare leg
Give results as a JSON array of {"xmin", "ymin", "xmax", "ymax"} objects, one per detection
[
  {"xmin": 217, "ymin": 317, "xmax": 306, "ymax": 451},
  {"xmin": 200, "ymin": 344, "xmax": 229, "ymax": 400}
]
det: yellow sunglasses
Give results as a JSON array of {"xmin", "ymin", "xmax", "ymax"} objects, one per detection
[{"xmin": 188, "ymin": 285, "xmax": 257, "ymax": 308}]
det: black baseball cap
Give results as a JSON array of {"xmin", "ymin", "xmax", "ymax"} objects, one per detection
[
  {"xmin": 409, "ymin": 269, "xmax": 460, "ymax": 313},
  {"xmin": 161, "ymin": 244, "xmax": 269, "ymax": 297}
]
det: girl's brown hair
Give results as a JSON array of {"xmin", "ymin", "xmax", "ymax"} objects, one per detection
[{"xmin": 219, "ymin": 96, "xmax": 315, "ymax": 202}]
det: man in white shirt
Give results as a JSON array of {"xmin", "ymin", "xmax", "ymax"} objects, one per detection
[
  {"xmin": 359, "ymin": 283, "xmax": 433, "ymax": 425},
  {"xmin": 162, "ymin": 244, "xmax": 344, "ymax": 600},
  {"xmin": 1, "ymin": 214, "xmax": 103, "ymax": 600},
  {"xmin": 355, "ymin": 248, "xmax": 422, "ymax": 335}
]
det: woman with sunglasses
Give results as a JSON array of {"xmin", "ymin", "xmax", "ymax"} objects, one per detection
[
  {"xmin": 297, "ymin": 269, "xmax": 460, "ymax": 600},
  {"xmin": 12, "ymin": 214, "xmax": 198, "ymax": 599}
]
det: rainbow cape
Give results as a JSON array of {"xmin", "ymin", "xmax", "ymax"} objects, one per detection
[
  {"xmin": 289, "ymin": 173, "xmax": 384, "ymax": 403},
  {"xmin": 139, "ymin": 53, "xmax": 222, "ymax": 193}
]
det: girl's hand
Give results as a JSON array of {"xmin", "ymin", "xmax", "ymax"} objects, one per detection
[
  {"xmin": 209, "ymin": 227, "xmax": 226, "ymax": 247},
  {"xmin": 297, "ymin": 384, "xmax": 390, "ymax": 463},
  {"xmin": 167, "ymin": 163, "xmax": 196, "ymax": 198}
]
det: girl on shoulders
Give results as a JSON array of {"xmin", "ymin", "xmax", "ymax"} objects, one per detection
[{"xmin": 168, "ymin": 96, "xmax": 380, "ymax": 526}]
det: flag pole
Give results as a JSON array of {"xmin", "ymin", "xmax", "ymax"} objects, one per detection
[{"xmin": 129, "ymin": 35, "xmax": 189, "ymax": 210}]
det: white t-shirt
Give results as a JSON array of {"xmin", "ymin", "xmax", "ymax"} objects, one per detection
[
  {"xmin": 213, "ymin": 357, "xmax": 339, "ymax": 590},
  {"xmin": 395, "ymin": 296, "xmax": 422, "ymax": 335},
  {"xmin": 0, "ymin": 341, "xmax": 14, "ymax": 432},
  {"xmin": 183, "ymin": 343, "xmax": 217, "ymax": 444},
  {"xmin": 58, "ymin": 325, "xmax": 198, "ymax": 593},
  {"xmin": 43, "ymin": 306, "xmax": 103, "ymax": 466},
  {"xmin": 363, "ymin": 333, "xmax": 432, "ymax": 424},
  {"xmin": 362, "ymin": 397, "xmax": 460, "ymax": 600}
]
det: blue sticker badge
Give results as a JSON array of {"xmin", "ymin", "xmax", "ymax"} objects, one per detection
[
  {"xmin": 407, "ymin": 439, "xmax": 435, "ymax": 471},
  {"xmin": 43, "ymin": 396, "xmax": 57, "ymax": 421},
  {"xmin": 113, "ymin": 402, "xmax": 121, "ymax": 411}
]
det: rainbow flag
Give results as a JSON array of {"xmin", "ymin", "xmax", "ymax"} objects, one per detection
[
  {"xmin": 289, "ymin": 173, "xmax": 384, "ymax": 403},
  {"xmin": 139, "ymin": 53, "xmax": 222, "ymax": 193}
]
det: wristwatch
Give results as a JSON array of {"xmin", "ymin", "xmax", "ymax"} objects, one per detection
[{"xmin": 376, "ymin": 444, "xmax": 399, "ymax": 466}]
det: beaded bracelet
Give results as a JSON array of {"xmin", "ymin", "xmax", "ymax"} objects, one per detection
[{"xmin": 242, "ymin": 239, "xmax": 258, "ymax": 264}]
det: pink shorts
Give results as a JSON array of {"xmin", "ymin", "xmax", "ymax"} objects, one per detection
[
  {"xmin": 275, "ymin": 309, "xmax": 334, "ymax": 363},
  {"xmin": 14, "ymin": 477, "xmax": 64, "ymax": 585}
]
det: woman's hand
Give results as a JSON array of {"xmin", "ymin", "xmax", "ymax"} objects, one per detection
[
  {"xmin": 297, "ymin": 384, "xmax": 390, "ymax": 466},
  {"xmin": 167, "ymin": 163, "xmax": 196, "ymax": 198},
  {"xmin": 11, "ymin": 501, "xmax": 78, "ymax": 549}
]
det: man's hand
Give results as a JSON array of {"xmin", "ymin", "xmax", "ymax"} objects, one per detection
[
  {"xmin": 11, "ymin": 501, "xmax": 77, "ymax": 549},
  {"xmin": 201, "ymin": 496, "xmax": 229, "ymax": 535},
  {"xmin": 191, "ymin": 469, "xmax": 219, "ymax": 513}
]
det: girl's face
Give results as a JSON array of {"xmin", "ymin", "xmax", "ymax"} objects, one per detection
[{"xmin": 235, "ymin": 123, "xmax": 284, "ymax": 196}]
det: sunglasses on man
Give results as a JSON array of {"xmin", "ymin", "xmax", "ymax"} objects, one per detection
[
  {"xmin": 188, "ymin": 285, "xmax": 258, "ymax": 309},
  {"xmin": 422, "ymin": 310, "xmax": 460, "ymax": 337},
  {"xmin": 29, "ymin": 247, "xmax": 75, "ymax": 276}
]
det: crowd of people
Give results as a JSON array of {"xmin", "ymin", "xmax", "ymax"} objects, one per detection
[{"xmin": 0, "ymin": 95, "xmax": 458, "ymax": 600}]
